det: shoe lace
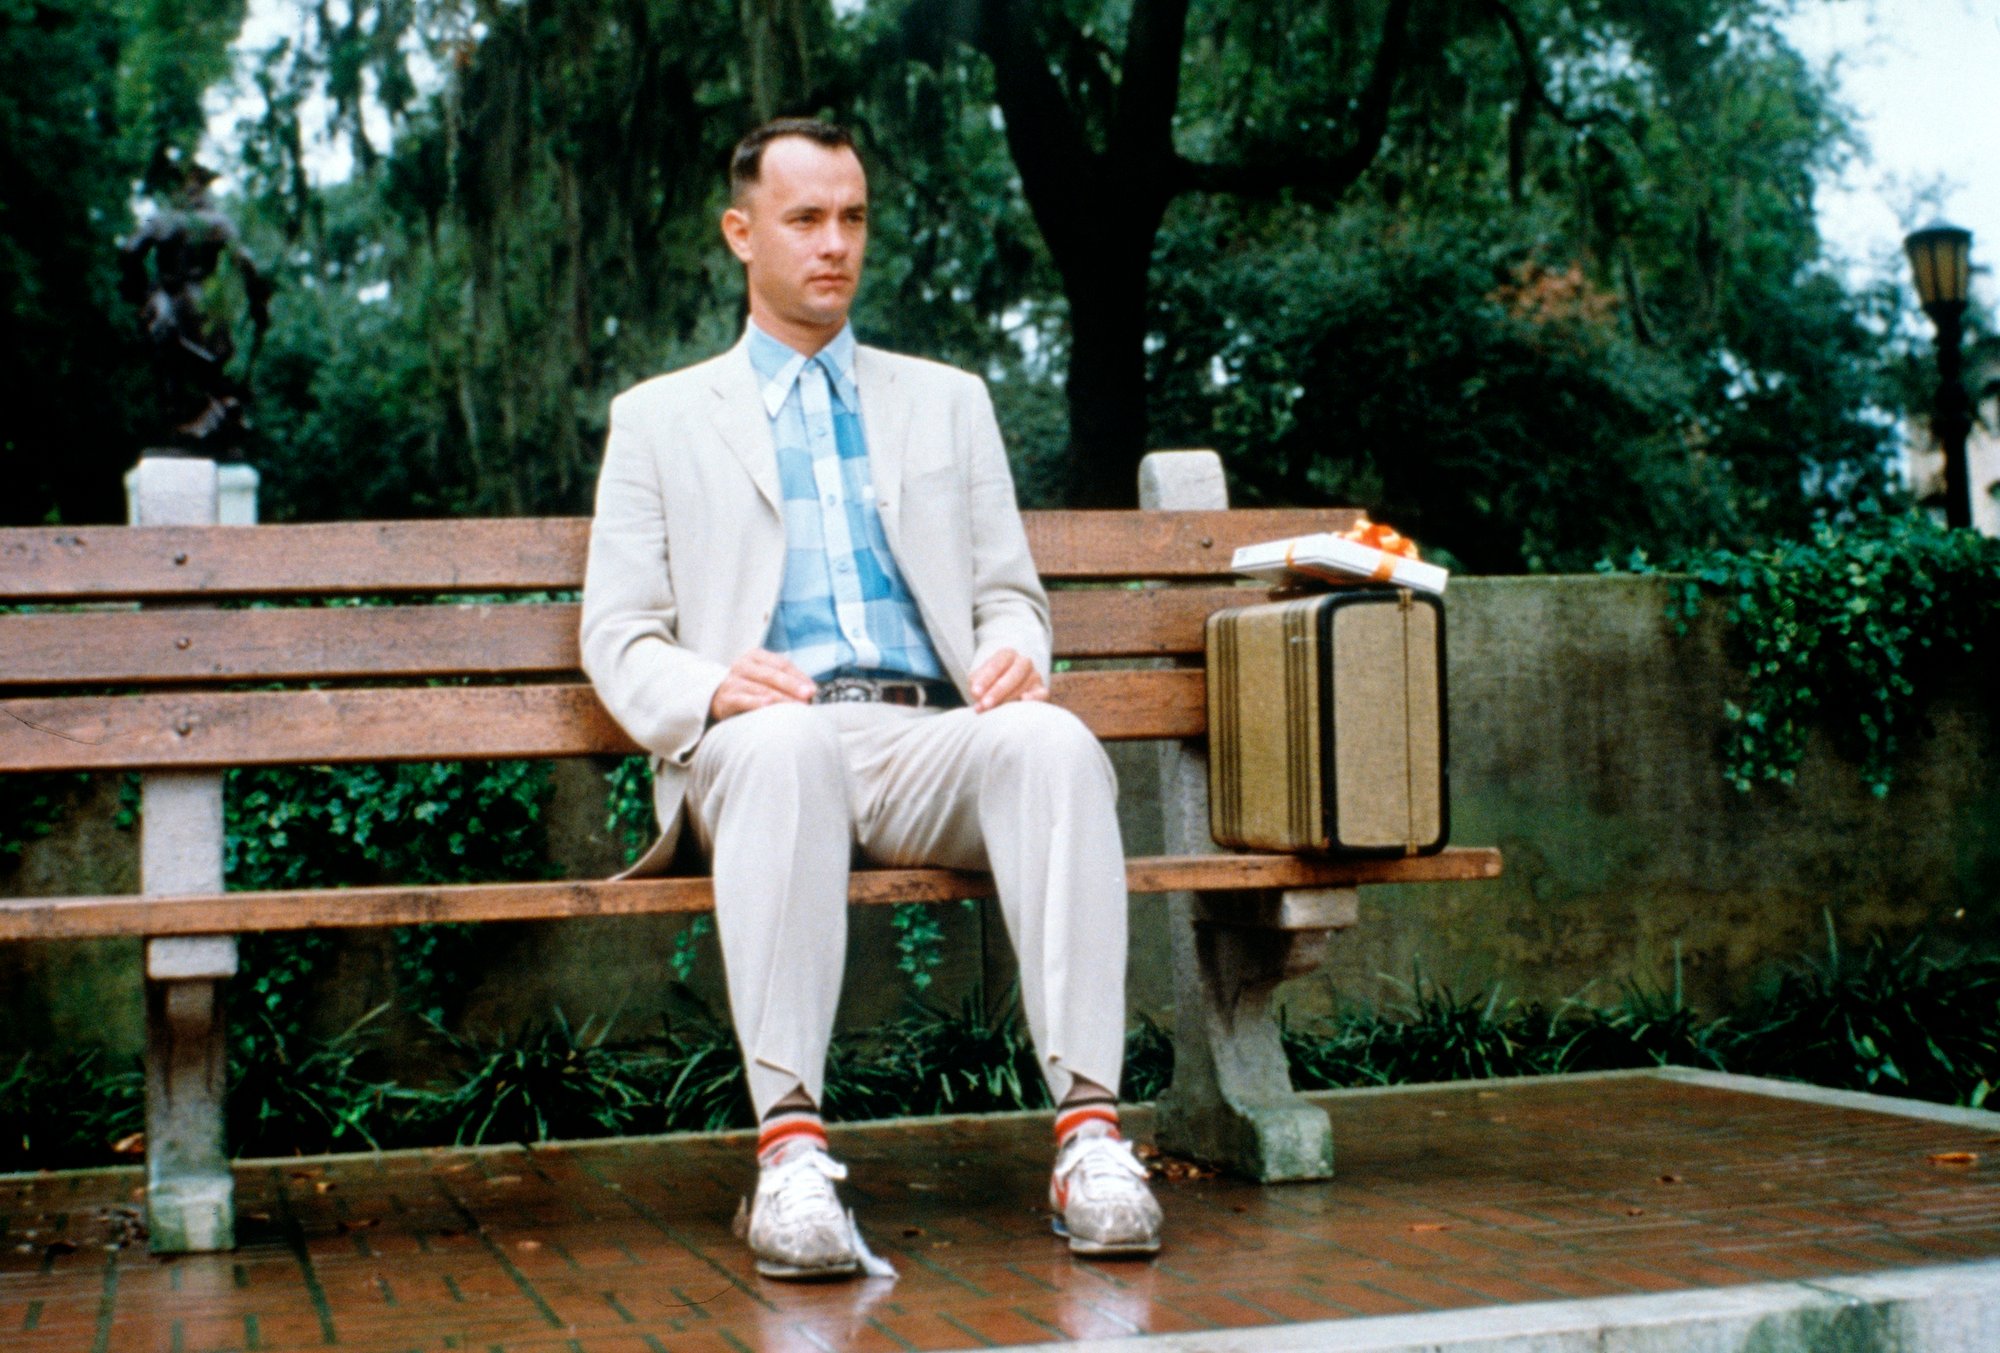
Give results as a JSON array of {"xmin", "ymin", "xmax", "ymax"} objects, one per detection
[
  {"xmin": 1055, "ymin": 1134, "xmax": 1148, "ymax": 1194},
  {"xmin": 761, "ymin": 1146, "xmax": 848, "ymax": 1223}
]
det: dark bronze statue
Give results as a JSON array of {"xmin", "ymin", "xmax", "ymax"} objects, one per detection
[{"xmin": 119, "ymin": 161, "xmax": 272, "ymax": 457}]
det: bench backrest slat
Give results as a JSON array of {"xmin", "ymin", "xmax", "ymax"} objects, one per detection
[
  {"xmin": 0, "ymin": 510, "xmax": 1354, "ymax": 600},
  {"xmin": 0, "ymin": 585, "xmax": 1257, "ymax": 687},
  {"xmin": 0, "ymin": 669, "xmax": 1205, "ymax": 771}
]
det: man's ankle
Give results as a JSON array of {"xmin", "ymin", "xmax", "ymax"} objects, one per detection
[
  {"xmin": 758, "ymin": 1104, "xmax": 828, "ymax": 1166},
  {"xmin": 1054, "ymin": 1097, "xmax": 1120, "ymax": 1152}
]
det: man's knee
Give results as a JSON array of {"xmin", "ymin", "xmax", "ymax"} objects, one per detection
[
  {"xmin": 696, "ymin": 703, "xmax": 842, "ymax": 782},
  {"xmin": 974, "ymin": 701, "xmax": 1116, "ymax": 790}
]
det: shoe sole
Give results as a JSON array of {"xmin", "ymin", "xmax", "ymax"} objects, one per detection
[
  {"xmin": 1051, "ymin": 1215, "xmax": 1160, "ymax": 1257},
  {"xmin": 1065, "ymin": 1234, "xmax": 1161, "ymax": 1257},
  {"xmin": 754, "ymin": 1257, "xmax": 862, "ymax": 1281}
]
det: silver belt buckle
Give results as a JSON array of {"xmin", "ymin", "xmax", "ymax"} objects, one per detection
[{"xmin": 816, "ymin": 676, "xmax": 879, "ymax": 705}]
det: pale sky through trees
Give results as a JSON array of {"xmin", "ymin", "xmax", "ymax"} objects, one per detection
[{"xmin": 1783, "ymin": 0, "xmax": 2000, "ymax": 310}]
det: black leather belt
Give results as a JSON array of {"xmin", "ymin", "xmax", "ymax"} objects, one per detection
[{"xmin": 812, "ymin": 675, "xmax": 962, "ymax": 709}]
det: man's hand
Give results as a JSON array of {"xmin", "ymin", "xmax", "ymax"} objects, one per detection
[
  {"xmin": 969, "ymin": 648, "xmax": 1049, "ymax": 713},
  {"xmin": 709, "ymin": 649, "xmax": 817, "ymax": 722}
]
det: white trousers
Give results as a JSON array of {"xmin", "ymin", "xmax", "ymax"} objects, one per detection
[{"xmin": 685, "ymin": 699, "xmax": 1130, "ymax": 1118}]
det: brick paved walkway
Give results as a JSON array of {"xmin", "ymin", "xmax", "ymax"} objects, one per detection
[{"xmin": 5, "ymin": 1072, "xmax": 1998, "ymax": 1352}]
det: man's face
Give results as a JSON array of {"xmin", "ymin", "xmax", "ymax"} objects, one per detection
[{"xmin": 722, "ymin": 137, "xmax": 868, "ymax": 349}]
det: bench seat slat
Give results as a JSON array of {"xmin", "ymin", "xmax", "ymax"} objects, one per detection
[
  {"xmin": 0, "ymin": 849, "xmax": 1502, "ymax": 941},
  {"xmin": 0, "ymin": 670, "xmax": 1206, "ymax": 771},
  {"xmin": 0, "ymin": 587, "xmax": 1257, "ymax": 686},
  {"xmin": 0, "ymin": 510, "xmax": 1356, "ymax": 600}
]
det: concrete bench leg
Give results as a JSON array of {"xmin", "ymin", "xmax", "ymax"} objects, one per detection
[
  {"xmin": 1139, "ymin": 450, "xmax": 1346, "ymax": 1182},
  {"xmin": 132, "ymin": 456, "xmax": 242, "ymax": 1253},
  {"xmin": 145, "ymin": 926, "xmax": 237, "ymax": 1253},
  {"xmin": 1155, "ymin": 889, "xmax": 1353, "ymax": 1180}
]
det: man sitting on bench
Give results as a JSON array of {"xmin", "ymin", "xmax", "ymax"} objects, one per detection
[{"xmin": 579, "ymin": 117, "xmax": 1163, "ymax": 1278}]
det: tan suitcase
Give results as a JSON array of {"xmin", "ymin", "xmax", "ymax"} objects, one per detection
[{"xmin": 1206, "ymin": 589, "xmax": 1448, "ymax": 855}]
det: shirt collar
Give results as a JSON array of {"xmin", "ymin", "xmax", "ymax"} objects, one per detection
[{"xmin": 746, "ymin": 319, "xmax": 859, "ymax": 419}]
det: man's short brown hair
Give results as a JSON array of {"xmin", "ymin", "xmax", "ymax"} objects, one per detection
[{"xmin": 728, "ymin": 118, "xmax": 857, "ymax": 204}]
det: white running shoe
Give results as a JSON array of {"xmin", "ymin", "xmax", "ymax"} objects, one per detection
[
  {"xmin": 1050, "ymin": 1133, "xmax": 1163, "ymax": 1256},
  {"xmin": 744, "ymin": 1145, "xmax": 861, "ymax": 1280}
]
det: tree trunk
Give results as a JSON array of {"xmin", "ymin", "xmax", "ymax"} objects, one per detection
[{"xmin": 1060, "ymin": 245, "xmax": 1154, "ymax": 507}]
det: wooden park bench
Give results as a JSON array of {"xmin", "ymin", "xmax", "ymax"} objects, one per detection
[{"xmin": 0, "ymin": 451, "xmax": 1500, "ymax": 1253}]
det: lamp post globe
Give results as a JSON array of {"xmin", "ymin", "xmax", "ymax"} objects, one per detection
[{"xmin": 1904, "ymin": 222, "xmax": 1973, "ymax": 529}]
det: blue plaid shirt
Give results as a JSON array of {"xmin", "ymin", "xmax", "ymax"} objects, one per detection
[{"xmin": 747, "ymin": 321, "xmax": 944, "ymax": 682}]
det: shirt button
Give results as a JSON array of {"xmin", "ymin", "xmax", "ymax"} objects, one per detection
[{"xmin": 824, "ymin": 494, "xmax": 839, "ymax": 507}]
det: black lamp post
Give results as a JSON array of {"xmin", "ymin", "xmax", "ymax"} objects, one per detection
[{"xmin": 1904, "ymin": 222, "xmax": 1974, "ymax": 529}]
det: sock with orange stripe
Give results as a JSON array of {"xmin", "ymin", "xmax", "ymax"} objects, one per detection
[
  {"xmin": 757, "ymin": 1106, "xmax": 829, "ymax": 1166},
  {"xmin": 1054, "ymin": 1096, "xmax": 1120, "ymax": 1151}
]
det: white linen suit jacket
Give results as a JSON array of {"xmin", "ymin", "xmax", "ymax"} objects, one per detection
[{"xmin": 579, "ymin": 334, "xmax": 1053, "ymax": 877}]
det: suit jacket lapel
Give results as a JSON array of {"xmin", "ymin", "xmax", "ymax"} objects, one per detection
[
  {"xmin": 856, "ymin": 345, "xmax": 912, "ymax": 546},
  {"xmin": 706, "ymin": 336, "xmax": 781, "ymax": 518}
]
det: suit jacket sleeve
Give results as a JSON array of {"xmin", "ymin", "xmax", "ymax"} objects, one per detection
[
  {"xmin": 962, "ymin": 378, "xmax": 1053, "ymax": 682},
  {"xmin": 579, "ymin": 392, "xmax": 730, "ymax": 768}
]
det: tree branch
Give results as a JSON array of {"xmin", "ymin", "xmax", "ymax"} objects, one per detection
[
  {"xmin": 1170, "ymin": 0, "xmax": 1412, "ymax": 204},
  {"xmin": 966, "ymin": 0, "xmax": 1106, "ymax": 275},
  {"xmin": 1485, "ymin": 0, "xmax": 1635, "ymax": 139}
]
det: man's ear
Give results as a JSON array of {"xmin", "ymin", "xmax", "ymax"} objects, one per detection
[{"xmin": 721, "ymin": 206, "xmax": 753, "ymax": 263}]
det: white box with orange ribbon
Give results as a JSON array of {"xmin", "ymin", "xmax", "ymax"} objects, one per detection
[{"xmin": 1231, "ymin": 533, "xmax": 1448, "ymax": 595}]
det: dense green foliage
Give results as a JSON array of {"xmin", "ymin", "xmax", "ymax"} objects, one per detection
[
  {"xmin": 1659, "ymin": 512, "xmax": 2000, "ymax": 794},
  {"xmin": 7, "ymin": 926, "xmax": 1994, "ymax": 1170},
  {"xmin": 0, "ymin": 0, "xmax": 1941, "ymax": 571}
]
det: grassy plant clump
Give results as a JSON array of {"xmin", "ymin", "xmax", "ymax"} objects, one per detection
[
  {"xmin": 1724, "ymin": 922, "xmax": 1999, "ymax": 1109},
  {"xmin": 5, "ymin": 926, "xmax": 1995, "ymax": 1172},
  {"xmin": 828, "ymin": 996, "xmax": 1051, "ymax": 1120},
  {"xmin": 0, "ymin": 1052, "xmax": 143, "ymax": 1173},
  {"xmin": 228, "ymin": 1009, "xmax": 407, "ymax": 1158},
  {"xmin": 409, "ymin": 1013, "xmax": 663, "ymax": 1147}
]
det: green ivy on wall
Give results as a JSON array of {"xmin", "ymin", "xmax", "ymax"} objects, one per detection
[
  {"xmin": 224, "ymin": 760, "xmax": 555, "ymax": 1034},
  {"xmin": 0, "ymin": 772, "xmax": 89, "ymax": 869},
  {"xmin": 1658, "ymin": 511, "xmax": 2000, "ymax": 795}
]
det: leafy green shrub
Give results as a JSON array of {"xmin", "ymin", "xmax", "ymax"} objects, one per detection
[
  {"xmin": 221, "ymin": 759, "xmax": 553, "ymax": 1053},
  {"xmin": 1665, "ymin": 511, "xmax": 2000, "ymax": 795}
]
